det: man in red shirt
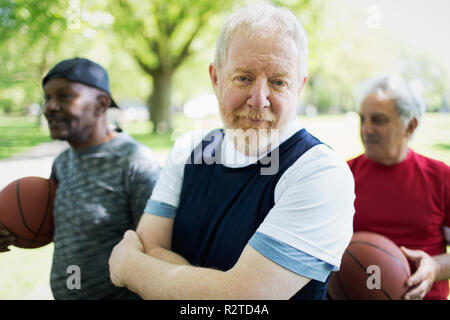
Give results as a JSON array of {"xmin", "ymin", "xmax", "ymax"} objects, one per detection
[{"xmin": 348, "ymin": 74, "xmax": 450, "ymax": 300}]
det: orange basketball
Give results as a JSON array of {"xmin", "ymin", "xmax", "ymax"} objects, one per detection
[
  {"xmin": 0, "ymin": 177, "xmax": 56, "ymax": 248},
  {"xmin": 328, "ymin": 231, "xmax": 411, "ymax": 300}
]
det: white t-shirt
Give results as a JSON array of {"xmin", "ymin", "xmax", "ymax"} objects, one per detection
[{"xmin": 145, "ymin": 118, "xmax": 355, "ymax": 280}]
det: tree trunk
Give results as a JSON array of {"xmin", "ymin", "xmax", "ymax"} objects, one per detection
[{"xmin": 148, "ymin": 68, "xmax": 173, "ymax": 133}]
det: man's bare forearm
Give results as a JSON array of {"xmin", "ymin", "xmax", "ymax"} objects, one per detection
[
  {"xmin": 120, "ymin": 250, "xmax": 231, "ymax": 300},
  {"xmin": 146, "ymin": 247, "xmax": 191, "ymax": 266}
]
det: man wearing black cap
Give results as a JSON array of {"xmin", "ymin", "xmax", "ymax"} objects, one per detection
[
  {"xmin": 0, "ymin": 57, "xmax": 161, "ymax": 299},
  {"xmin": 42, "ymin": 57, "xmax": 120, "ymax": 149}
]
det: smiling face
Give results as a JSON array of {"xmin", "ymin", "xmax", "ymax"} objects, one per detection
[
  {"xmin": 359, "ymin": 93, "xmax": 416, "ymax": 165},
  {"xmin": 210, "ymin": 29, "xmax": 306, "ymax": 155},
  {"xmin": 43, "ymin": 78, "xmax": 105, "ymax": 148}
]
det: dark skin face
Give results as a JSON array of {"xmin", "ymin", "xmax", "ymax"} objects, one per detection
[
  {"xmin": 43, "ymin": 77, "xmax": 116, "ymax": 151},
  {"xmin": 0, "ymin": 78, "xmax": 118, "ymax": 250}
]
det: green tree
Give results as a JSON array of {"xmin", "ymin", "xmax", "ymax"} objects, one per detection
[
  {"xmin": 0, "ymin": 0, "xmax": 116, "ymax": 115},
  {"xmin": 1, "ymin": 0, "xmax": 326, "ymax": 128},
  {"xmin": 109, "ymin": 0, "xmax": 236, "ymax": 132},
  {"xmin": 399, "ymin": 53, "xmax": 450, "ymax": 112},
  {"xmin": 109, "ymin": 0, "xmax": 325, "ymax": 133},
  {"xmin": 0, "ymin": 0, "xmax": 76, "ymax": 114}
]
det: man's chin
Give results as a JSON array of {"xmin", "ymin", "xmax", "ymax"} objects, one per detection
[
  {"xmin": 49, "ymin": 130, "xmax": 69, "ymax": 141},
  {"xmin": 363, "ymin": 143, "xmax": 379, "ymax": 153},
  {"xmin": 364, "ymin": 148, "xmax": 385, "ymax": 162},
  {"xmin": 225, "ymin": 127, "xmax": 281, "ymax": 157}
]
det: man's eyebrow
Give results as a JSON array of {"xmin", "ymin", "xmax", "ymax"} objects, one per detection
[
  {"xmin": 58, "ymin": 85, "xmax": 75, "ymax": 91},
  {"xmin": 271, "ymin": 71, "xmax": 290, "ymax": 78},
  {"xmin": 372, "ymin": 113, "xmax": 389, "ymax": 118},
  {"xmin": 231, "ymin": 68, "xmax": 253, "ymax": 74},
  {"xmin": 44, "ymin": 85, "xmax": 76, "ymax": 100},
  {"xmin": 45, "ymin": 84, "xmax": 73, "ymax": 93},
  {"xmin": 230, "ymin": 68, "xmax": 291, "ymax": 78},
  {"xmin": 360, "ymin": 113, "xmax": 389, "ymax": 121}
]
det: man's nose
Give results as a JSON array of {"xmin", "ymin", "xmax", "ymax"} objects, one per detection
[
  {"xmin": 44, "ymin": 98, "xmax": 59, "ymax": 114},
  {"xmin": 247, "ymin": 79, "xmax": 270, "ymax": 110},
  {"xmin": 360, "ymin": 119, "xmax": 375, "ymax": 136}
]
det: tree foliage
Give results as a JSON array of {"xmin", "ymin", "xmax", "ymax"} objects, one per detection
[
  {"xmin": 0, "ymin": 0, "xmax": 448, "ymax": 128},
  {"xmin": 108, "ymin": 0, "xmax": 240, "ymax": 132},
  {"xmin": 0, "ymin": 1, "xmax": 68, "ymax": 110}
]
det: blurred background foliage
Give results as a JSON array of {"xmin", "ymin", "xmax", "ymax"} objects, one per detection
[
  {"xmin": 1, "ymin": 0, "xmax": 449, "ymax": 299},
  {"xmin": 0, "ymin": 0, "xmax": 449, "ymax": 132}
]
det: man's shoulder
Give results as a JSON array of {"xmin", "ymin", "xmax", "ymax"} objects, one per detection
[
  {"xmin": 284, "ymin": 144, "xmax": 353, "ymax": 181},
  {"xmin": 53, "ymin": 146, "xmax": 72, "ymax": 163},
  {"xmin": 112, "ymin": 133, "xmax": 161, "ymax": 170},
  {"xmin": 412, "ymin": 150, "xmax": 449, "ymax": 169},
  {"xmin": 274, "ymin": 143, "xmax": 355, "ymax": 208},
  {"xmin": 346, "ymin": 154, "xmax": 365, "ymax": 171},
  {"xmin": 347, "ymin": 153, "xmax": 364, "ymax": 164},
  {"xmin": 411, "ymin": 150, "xmax": 450, "ymax": 179},
  {"xmin": 109, "ymin": 132, "xmax": 152, "ymax": 156},
  {"xmin": 301, "ymin": 143, "xmax": 350, "ymax": 167},
  {"xmin": 112, "ymin": 132, "xmax": 144, "ymax": 150}
]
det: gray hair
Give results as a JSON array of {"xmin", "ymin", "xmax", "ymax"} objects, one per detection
[
  {"xmin": 355, "ymin": 74, "xmax": 426, "ymax": 126},
  {"xmin": 214, "ymin": 2, "xmax": 308, "ymax": 81}
]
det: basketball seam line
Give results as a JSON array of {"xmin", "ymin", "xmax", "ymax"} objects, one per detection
[
  {"xmin": 350, "ymin": 240, "xmax": 410, "ymax": 277},
  {"xmin": 0, "ymin": 220, "xmax": 48, "ymax": 242},
  {"xmin": 31, "ymin": 179, "xmax": 54, "ymax": 245},
  {"xmin": 15, "ymin": 179, "xmax": 52, "ymax": 246},
  {"xmin": 16, "ymin": 179, "xmax": 38, "ymax": 235},
  {"xmin": 345, "ymin": 248, "xmax": 393, "ymax": 300}
]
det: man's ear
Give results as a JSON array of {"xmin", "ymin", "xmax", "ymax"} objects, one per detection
[
  {"xmin": 298, "ymin": 76, "xmax": 308, "ymax": 95},
  {"xmin": 94, "ymin": 93, "xmax": 110, "ymax": 116},
  {"xmin": 209, "ymin": 63, "xmax": 219, "ymax": 88},
  {"xmin": 406, "ymin": 117, "xmax": 418, "ymax": 136}
]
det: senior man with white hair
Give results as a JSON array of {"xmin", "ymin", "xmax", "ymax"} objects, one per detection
[
  {"xmin": 108, "ymin": 3, "xmax": 355, "ymax": 300},
  {"xmin": 349, "ymin": 74, "xmax": 450, "ymax": 300}
]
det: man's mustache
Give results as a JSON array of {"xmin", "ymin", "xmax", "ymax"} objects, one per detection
[
  {"xmin": 362, "ymin": 135, "xmax": 380, "ymax": 144},
  {"xmin": 234, "ymin": 108, "xmax": 277, "ymax": 122}
]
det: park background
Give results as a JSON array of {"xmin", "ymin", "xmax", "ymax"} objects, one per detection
[{"xmin": 0, "ymin": 0, "xmax": 449, "ymax": 299}]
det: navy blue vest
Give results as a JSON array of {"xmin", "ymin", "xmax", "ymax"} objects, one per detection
[{"xmin": 172, "ymin": 128, "xmax": 330, "ymax": 299}]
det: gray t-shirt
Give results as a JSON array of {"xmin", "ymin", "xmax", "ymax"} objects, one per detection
[{"xmin": 49, "ymin": 132, "xmax": 160, "ymax": 299}]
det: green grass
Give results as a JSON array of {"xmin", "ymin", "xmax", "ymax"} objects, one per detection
[
  {"xmin": 0, "ymin": 117, "xmax": 51, "ymax": 159},
  {"xmin": 0, "ymin": 112, "xmax": 449, "ymax": 299},
  {"xmin": 0, "ymin": 245, "xmax": 54, "ymax": 299},
  {"xmin": 298, "ymin": 113, "xmax": 450, "ymax": 165},
  {"xmin": 2, "ymin": 113, "xmax": 448, "ymax": 164}
]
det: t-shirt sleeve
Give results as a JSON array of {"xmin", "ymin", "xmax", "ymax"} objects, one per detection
[
  {"xmin": 444, "ymin": 164, "xmax": 450, "ymax": 244},
  {"xmin": 251, "ymin": 145, "xmax": 355, "ymax": 279},
  {"xmin": 125, "ymin": 145, "xmax": 161, "ymax": 227},
  {"xmin": 249, "ymin": 232, "xmax": 337, "ymax": 282},
  {"xmin": 144, "ymin": 199, "xmax": 178, "ymax": 218},
  {"xmin": 143, "ymin": 129, "xmax": 209, "ymax": 217}
]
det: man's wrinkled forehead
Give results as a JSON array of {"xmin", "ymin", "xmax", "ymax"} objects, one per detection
[
  {"xmin": 228, "ymin": 63, "xmax": 294, "ymax": 80},
  {"xmin": 227, "ymin": 31, "xmax": 298, "ymax": 73},
  {"xmin": 43, "ymin": 77, "xmax": 75, "ymax": 91},
  {"xmin": 360, "ymin": 93, "xmax": 399, "ymax": 116}
]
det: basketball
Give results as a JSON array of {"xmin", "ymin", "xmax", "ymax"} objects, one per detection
[
  {"xmin": 328, "ymin": 231, "xmax": 411, "ymax": 300},
  {"xmin": 0, "ymin": 177, "xmax": 56, "ymax": 248}
]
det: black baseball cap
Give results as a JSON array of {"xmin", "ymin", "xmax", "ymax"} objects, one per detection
[{"xmin": 42, "ymin": 57, "xmax": 119, "ymax": 108}]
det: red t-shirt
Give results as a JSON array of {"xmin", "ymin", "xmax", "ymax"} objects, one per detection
[{"xmin": 348, "ymin": 149, "xmax": 450, "ymax": 300}]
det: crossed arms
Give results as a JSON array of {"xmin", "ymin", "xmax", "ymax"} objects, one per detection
[{"xmin": 108, "ymin": 213, "xmax": 311, "ymax": 300}]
